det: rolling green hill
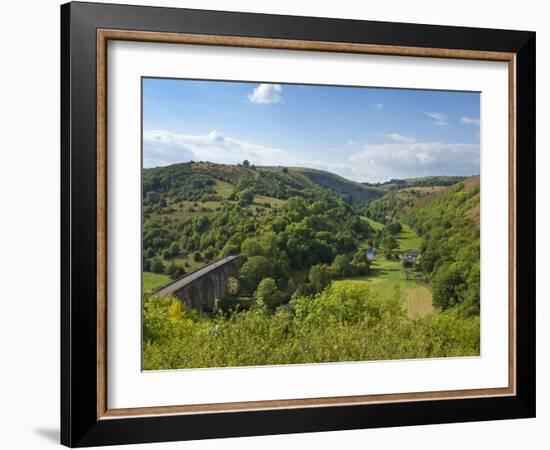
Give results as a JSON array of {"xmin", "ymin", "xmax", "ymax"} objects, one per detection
[
  {"xmin": 402, "ymin": 176, "xmax": 480, "ymax": 315},
  {"xmin": 362, "ymin": 175, "xmax": 470, "ymax": 191},
  {"xmin": 261, "ymin": 166, "xmax": 383, "ymax": 204},
  {"xmin": 142, "ymin": 164, "xmax": 481, "ymax": 369},
  {"xmin": 143, "ymin": 162, "xmax": 384, "ymax": 207}
]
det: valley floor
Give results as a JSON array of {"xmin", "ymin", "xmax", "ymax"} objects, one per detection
[
  {"xmin": 337, "ymin": 218, "xmax": 434, "ymax": 319},
  {"xmin": 143, "ymin": 217, "xmax": 435, "ymax": 319}
]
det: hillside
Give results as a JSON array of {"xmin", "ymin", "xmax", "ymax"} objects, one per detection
[
  {"xmin": 143, "ymin": 170, "xmax": 481, "ymax": 369},
  {"xmin": 363, "ymin": 175, "xmax": 470, "ymax": 191},
  {"xmin": 261, "ymin": 166, "xmax": 383, "ymax": 204},
  {"xmin": 142, "ymin": 161, "xmax": 380, "ymax": 283},
  {"xmin": 143, "ymin": 161, "xmax": 480, "ymax": 317},
  {"xmin": 143, "ymin": 162, "xmax": 383, "ymax": 207},
  {"xmin": 142, "ymin": 165, "xmax": 481, "ymax": 369},
  {"xmin": 402, "ymin": 176, "xmax": 480, "ymax": 315},
  {"xmin": 362, "ymin": 175, "xmax": 477, "ymax": 222}
]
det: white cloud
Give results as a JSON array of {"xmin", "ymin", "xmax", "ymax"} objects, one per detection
[
  {"xmin": 144, "ymin": 129, "xmax": 479, "ymax": 184},
  {"xmin": 248, "ymin": 83, "xmax": 283, "ymax": 104},
  {"xmin": 348, "ymin": 140, "xmax": 479, "ymax": 181},
  {"xmin": 388, "ymin": 133, "xmax": 416, "ymax": 144},
  {"xmin": 144, "ymin": 129, "xmax": 303, "ymax": 169},
  {"xmin": 461, "ymin": 116, "xmax": 480, "ymax": 126},
  {"xmin": 425, "ymin": 112, "xmax": 449, "ymax": 126},
  {"xmin": 371, "ymin": 103, "xmax": 385, "ymax": 110}
]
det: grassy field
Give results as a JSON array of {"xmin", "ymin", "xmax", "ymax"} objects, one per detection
[
  {"xmin": 213, "ymin": 179, "xmax": 234, "ymax": 197},
  {"xmin": 399, "ymin": 224, "xmax": 423, "ymax": 251},
  {"xmin": 143, "ymin": 272, "xmax": 171, "ymax": 294},
  {"xmin": 340, "ymin": 217, "xmax": 434, "ymax": 319},
  {"xmin": 361, "ymin": 216, "xmax": 384, "ymax": 231}
]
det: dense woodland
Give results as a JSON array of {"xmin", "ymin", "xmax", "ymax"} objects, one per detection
[
  {"xmin": 404, "ymin": 177, "xmax": 480, "ymax": 316},
  {"xmin": 142, "ymin": 162, "xmax": 481, "ymax": 369}
]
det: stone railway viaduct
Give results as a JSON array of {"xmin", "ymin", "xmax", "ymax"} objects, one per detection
[{"xmin": 155, "ymin": 255, "xmax": 240, "ymax": 311}]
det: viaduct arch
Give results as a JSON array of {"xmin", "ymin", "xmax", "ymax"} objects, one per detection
[{"xmin": 155, "ymin": 255, "xmax": 240, "ymax": 311}]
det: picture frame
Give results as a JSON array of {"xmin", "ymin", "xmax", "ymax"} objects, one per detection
[{"xmin": 61, "ymin": 1, "xmax": 536, "ymax": 447}]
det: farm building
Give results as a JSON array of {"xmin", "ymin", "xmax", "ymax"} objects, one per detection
[{"xmin": 400, "ymin": 251, "xmax": 421, "ymax": 266}]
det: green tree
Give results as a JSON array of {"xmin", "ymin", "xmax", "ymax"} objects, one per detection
[
  {"xmin": 143, "ymin": 258, "xmax": 151, "ymax": 272},
  {"xmin": 241, "ymin": 238, "xmax": 265, "ymax": 258},
  {"xmin": 432, "ymin": 265, "xmax": 465, "ymax": 310},
  {"xmin": 254, "ymin": 278, "xmax": 286, "ymax": 308},
  {"xmin": 239, "ymin": 255, "xmax": 275, "ymax": 294},
  {"xmin": 239, "ymin": 189, "xmax": 254, "ymax": 206},
  {"xmin": 150, "ymin": 256, "xmax": 165, "ymax": 274},
  {"xmin": 352, "ymin": 248, "xmax": 369, "ymax": 264},
  {"xmin": 382, "ymin": 234, "xmax": 398, "ymax": 256},
  {"xmin": 145, "ymin": 191, "xmax": 160, "ymax": 205},
  {"xmin": 204, "ymin": 247, "xmax": 217, "ymax": 261},
  {"xmin": 168, "ymin": 242, "xmax": 180, "ymax": 257},
  {"xmin": 331, "ymin": 255, "xmax": 351, "ymax": 277},
  {"xmin": 383, "ymin": 221, "xmax": 403, "ymax": 235},
  {"xmin": 165, "ymin": 262, "xmax": 185, "ymax": 279},
  {"xmin": 308, "ymin": 264, "xmax": 333, "ymax": 293}
]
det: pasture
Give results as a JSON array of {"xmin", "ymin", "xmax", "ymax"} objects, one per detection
[
  {"xmin": 340, "ymin": 217, "xmax": 434, "ymax": 319},
  {"xmin": 143, "ymin": 272, "xmax": 171, "ymax": 294}
]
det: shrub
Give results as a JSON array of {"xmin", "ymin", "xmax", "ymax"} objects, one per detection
[
  {"xmin": 143, "ymin": 258, "xmax": 151, "ymax": 272},
  {"xmin": 254, "ymin": 278, "xmax": 286, "ymax": 308},
  {"xmin": 331, "ymin": 255, "xmax": 351, "ymax": 277},
  {"xmin": 150, "ymin": 256, "xmax": 165, "ymax": 274},
  {"xmin": 142, "ymin": 281, "xmax": 480, "ymax": 370},
  {"xmin": 165, "ymin": 262, "xmax": 185, "ymax": 279},
  {"xmin": 238, "ymin": 189, "xmax": 254, "ymax": 206},
  {"xmin": 308, "ymin": 264, "xmax": 333, "ymax": 293},
  {"xmin": 239, "ymin": 255, "xmax": 275, "ymax": 294}
]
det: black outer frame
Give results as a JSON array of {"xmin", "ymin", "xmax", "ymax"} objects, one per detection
[{"xmin": 61, "ymin": 1, "xmax": 536, "ymax": 447}]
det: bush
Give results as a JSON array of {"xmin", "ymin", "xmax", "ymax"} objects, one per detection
[
  {"xmin": 204, "ymin": 247, "xmax": 217, "ymax": 261},
  {"xmin": 331, "ymin": 255, "xmax": 351, "ymax": 277},
  {"xmin": 168, "ymin": 242, "xmax": 180, "ymax": 257},
  {"xmin": 239, "ymin": 255, "xmax": 275, "ymax": 294},
  {"xmin": 238, "ymin": 189, "xmax": 254, "ymax": 206},
  {"xmin": 352, "ymin": 262, "xmax": 369, "ymax": 276},
  {"xmin": 142, "ymin": 281, "xmax": 480, "ymax": 370},
  {"xmin": 150, "ymin": 256, "xmax": 165, "ymax": 273},
  {"xmin": 308, "ymin": 264, "xmax": 333, "ymax": 293},
  {"xmin": 383, "ymin": 221, "xmax": 403, "ymax": 235},
  {"xmin": 254, "ymin": 278, "xmax": 286, "ymax": 308},
  {"xmin": 143, "ymin": 258, "xmax": 151, "ymax": 272},
  {"xmin": 165, "ymin": 262, "xmax": 185, "ymax": 279}
]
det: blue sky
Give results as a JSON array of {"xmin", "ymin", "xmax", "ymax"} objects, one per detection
[{"xmin": 143, "ymin": 78, "xmax": 480, "ymax": 182}]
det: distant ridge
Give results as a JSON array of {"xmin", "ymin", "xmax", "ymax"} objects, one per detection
[
  {"xmin": 144, "ymin": 161, "xmax": 385, "ymax": 205},
  {"xmin": 362, "ymin": 175, "xmax": 471, "ymax": 190}
]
